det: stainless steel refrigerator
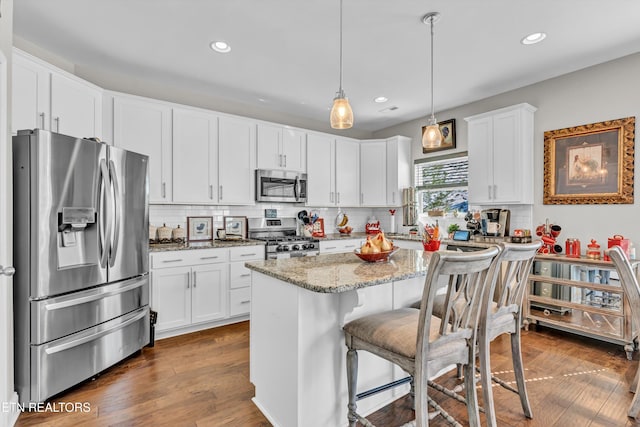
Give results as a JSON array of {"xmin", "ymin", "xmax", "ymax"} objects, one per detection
[{"xmin": 12, "ymin": 129, "xmax": 150, "ymax": 403}]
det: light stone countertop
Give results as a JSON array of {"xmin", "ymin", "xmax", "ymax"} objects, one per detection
[
  {"xmin": 245, "ymin": 248, "xmax": 433, "ymax": 293},
  {"xmin": 149, "ymin": 239, "xmax": 265, "ymax": 252},
  {"xmin": 319, "ymin": 232, "xmax": 423, "ymax": 242}
]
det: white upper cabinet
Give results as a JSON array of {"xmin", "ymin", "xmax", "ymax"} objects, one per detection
[
  {"xmin": 50, "ymin": 73, "xmax": 102, "ymax": 139},
  {"xmin": 12, "ymin": 51, "xmax": 50, "ymax": 133},
  {"xmin": 218, "ymin": 116, "xmax": 256, "ymax": 205},
  {"xmin": 112, "ymin": 94, "xmax": 173, "ymax": 203},
  {"xmin": 172, "ymin": 108, "xmax": 218, "ymax": 204},
  {"xmin": 386, "ymin": 136, "xmax": 412, "ymax": 207},
  {"xmin": 360, "ymin": 140, "xmax": 387, "ymax": 206},
  {"xmin": 465, "ymin": 103, "xmax": 536, "ymax": 205},
  {"xmin": 306, "ymin": 133, "xmax": 335, "ymax": 206},
  {"xmin": 12, "ymin": 49, "xmax": 102, "ymax": 139},
  {"xmin": 256, "ymin": 123, "xmax": 306, "ymax": 172},
  {"xmin": 335, "ymin": 138, "xmax": 360, "ymax": 206}
]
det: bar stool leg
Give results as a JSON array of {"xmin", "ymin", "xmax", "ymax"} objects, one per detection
[{"xmin": 346, "ymin": 348, "xmax": 359, "ymax": 427}]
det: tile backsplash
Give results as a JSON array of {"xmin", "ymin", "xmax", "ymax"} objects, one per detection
[{"xmin": 150, "ymin": 203, "xmax": 533, "ymax": 237}]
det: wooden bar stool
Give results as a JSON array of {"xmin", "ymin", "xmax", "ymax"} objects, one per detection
[
  {"xmin": 343, "ymin": 246, "xmax": 500, "ymax": 427},
  {"xmin": 477, "ymin": 241, "xmax": 541, "ymax": 426},
  {"xmin": 606, "ymin": 246, "xmax": 640, "ymax": 419}
]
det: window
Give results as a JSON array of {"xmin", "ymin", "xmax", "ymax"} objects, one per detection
[{"xmin": 414, "ymin": 152, "xmax": 468, "ymax": 214}]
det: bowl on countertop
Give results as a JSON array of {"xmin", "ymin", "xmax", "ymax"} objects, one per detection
[{"xmin": 354, "ymin": 246, "xmax": 399, "ymax": 263}]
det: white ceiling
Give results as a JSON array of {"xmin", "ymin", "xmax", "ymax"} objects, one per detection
[{"xmin": 13, "ymin": 0, "xmax": 640, "ymax": 132}]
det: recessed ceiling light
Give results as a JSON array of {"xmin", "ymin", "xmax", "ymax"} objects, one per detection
[
  {"xmin": 374, "ymin": 96, "xmax": 388, "ymax": 103},
  {"xmin": 521, "ymin": 32, "xmax": 546, "ymax": 45},
  {"xmin": 210, "ymin": 41, "xmax": 231, "ymax": 53}
]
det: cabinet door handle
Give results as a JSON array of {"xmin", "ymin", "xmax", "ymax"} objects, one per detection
[
  {"xmin": 39, "ymin": 112, "xmax": 46, "ymax": 129},
  {"xmin": 344, "ymin": 245, "xmax": 356, "ymax": 249},
  {"xmin": 54, "ymin": 117, "xmax": 60, "ymax": 132},
  {"xmin": 240, "ymin": 253, "xmax": 257, "ymax": 257},
  {"xmin": 162, "ymin": 182, "xmax": 166, "ymax": 198},
  {"xmin": 360, "ymin": 193, "xmax": 364, "ymax": 205},
  {"xmin": 392, "ymin": 191, "xmax": 395, "ymax": 204},
  {"xmin": 200, "ymin": 256, "xmax": 218, "ymax": 260},
  {"xmin": 330, "ymin": 192, "xmax": 334, "ymax": 203},
  {"xmin": 209, "ymin": 184, "xmax": 214, "ymax": 200},
  {"xmin": 187, "ymin": 273, "xmax": 190, "ymax": 289},
  {"xmin": 325, "ymin": 246, "xmax": 337, "ymax": 250},
  {"xmin": 240, "ymin": 273, "xmax": 251, "ymax": 277},
  {"xmin": 284, "ymin": 154, "xmax": 287, "ymax": 167},
  {"xmin": 193, "ymin": 271, "xmax": 197, "ymax": 288},
  {"xmin": 279, "ymin": 154, "xmax": 283, "ymax": 167},
  {"xmin": 162, "ymin": 259, "xmax": 183, "ymax": 263},
  {"xmin": 240, "ymin": 300, "xmax": 251, "ymax": 304},
  {"xmin": 219, "ymin": 185, "xmax": 223, "ymax": 200},
  {"xmin": 493, "ymin": 185, "xmax": 497, "ymax": 200},
  {"xmin": 488, "ymin": 185, "xmax": 492, "ymax": 200}
]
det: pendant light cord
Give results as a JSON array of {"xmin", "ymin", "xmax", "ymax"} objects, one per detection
[
  {"xmin": 339, "ymin": 0, "xmax": 344, "ymax": 95},
  {"xmin": 429, "ymin": 15, "xmax": 435, "ymax": 120}
]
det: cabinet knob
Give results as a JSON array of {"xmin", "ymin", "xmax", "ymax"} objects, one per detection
[{"xmin": 0, "ymin": 265, "xmax": 15, "ymax": 277}]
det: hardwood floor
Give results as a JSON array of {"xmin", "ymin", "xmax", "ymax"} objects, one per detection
[{"xmin": 15, "ymin": 321, "xmax": 640, "ymax": 426}]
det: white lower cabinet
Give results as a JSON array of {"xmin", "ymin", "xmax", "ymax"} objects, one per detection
[
  {"xmin": 319, "ymin": 238, "xmax": 360, "ymax": 254},
  {"xmin": 150, "ymin": 245, "xmax": 264, "ymax": 337},
  {"xmin": 229, "ymin": 245, "xmax": 264, "ymax": 317}
]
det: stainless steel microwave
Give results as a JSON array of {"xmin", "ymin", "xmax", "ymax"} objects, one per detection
[{"xmin": 255, "ymin": 169, "xmax": 307, "ymax": 203}]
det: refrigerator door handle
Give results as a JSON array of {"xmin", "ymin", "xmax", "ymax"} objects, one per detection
[
  {"xmin": 43, "ymin": 277, "xmax": 147, "ymax": 311},
  {"xmin": 108, "ymin": 160, "xmax": 121, "ymax": 267},
  {"xmin": 98, "ymin": 160, "xmax": 112, "ymax": 268},
  {"xmin": 44, "ymin": 308, "xmax": 147, "ymax": 355}
]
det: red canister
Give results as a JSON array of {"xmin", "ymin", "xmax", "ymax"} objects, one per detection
[{"xmin": 565, "ymin": 238, "xmax": 581, "ymax": 258}]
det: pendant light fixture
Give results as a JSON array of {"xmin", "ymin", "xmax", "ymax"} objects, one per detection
[
  {"xmin": 330, "ymin": 0, "xmax": 354, "ymax": 129},
  {"xmin": 422, "ymin": 12, "xmax": 443, "ymax": 149}
]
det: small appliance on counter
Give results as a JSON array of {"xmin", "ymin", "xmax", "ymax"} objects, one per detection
[{"xmin": 480, "ymin": 208, "xmax": 510, "ymax": 236}]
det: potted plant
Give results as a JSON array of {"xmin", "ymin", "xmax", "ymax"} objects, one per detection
[{"xmin": 447, "ymin": 223, "xmax": 460, "ymax": 238}]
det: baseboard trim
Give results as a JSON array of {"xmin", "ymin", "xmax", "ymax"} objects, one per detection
[{"xmin": 156, "ymin": 315, "xmax": 249, "ymax": 340}]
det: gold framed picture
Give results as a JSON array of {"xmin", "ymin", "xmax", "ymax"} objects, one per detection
[
  {"xmin": 543, "ymin": 116, "xmax": 635, "ymax": 204},
  {"xmin": 422, "ymin": 118, "xmax": 456, "ymax": 153}
]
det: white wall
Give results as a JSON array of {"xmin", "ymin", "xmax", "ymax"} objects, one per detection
[
  {"xmin": 0, "ymin": 1, "xmax": 18, "ymax": 426},
  {"xmin": 374, "ymin": 53, "xmax": 640, "ymax": 252}
]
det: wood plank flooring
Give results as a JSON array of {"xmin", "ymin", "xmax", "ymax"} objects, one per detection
[{"xmin": 15, "ymin": 321, "xmax": 640, "ymax": 426}]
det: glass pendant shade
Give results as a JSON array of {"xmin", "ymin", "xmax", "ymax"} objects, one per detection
[
  {"xmin": 422, "ymin": 122, "xmax": 443, "ymax": 149},
  {"xmin": 330, "ymin": 92, "xmax": 354, "ymax": 129},
  {"xmin": 422, "ymin": 12, "xmax": 442, "ymax": 150}
]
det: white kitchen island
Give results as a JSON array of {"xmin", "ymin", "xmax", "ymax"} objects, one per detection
[{"xmin": 245, "ymin": 248, "xmax": 432, "ymax": 427}]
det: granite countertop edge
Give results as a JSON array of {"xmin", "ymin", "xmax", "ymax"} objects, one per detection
[
  {"xmin": 245, "ymin": 264, "xmax": 426, "ymax": 293},
  {"xmin": 150, "ymin": 239, "xmax": 265, "ymax": 252}
]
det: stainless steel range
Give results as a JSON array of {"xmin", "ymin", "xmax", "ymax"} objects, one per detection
[{"xmin": 248, "ymin": 217, "xmax": 319, "ymax": 259}]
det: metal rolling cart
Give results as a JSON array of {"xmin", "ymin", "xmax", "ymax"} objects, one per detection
[{"xmin": 525, "ymin": 254, "xmax": 640, "ymax": 360}]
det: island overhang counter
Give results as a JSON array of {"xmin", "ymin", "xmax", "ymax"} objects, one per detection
[{"xmin": 245, "ymin": 248, "xmax": 432, "ymax": 427}]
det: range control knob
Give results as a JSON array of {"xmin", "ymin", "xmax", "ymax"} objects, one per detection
[
  {"xmin": 307, "ymin": 243, "xmax": 315, "ymax": 249},
  {"xmin": 281, "ymin": 245, "xmax": 290, "ymax": 251},
  {"xmin": 292, "ymin": 245, "xmax": 300, "ymax": 251}
]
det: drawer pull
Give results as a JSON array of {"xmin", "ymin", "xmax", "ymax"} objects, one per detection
[
  {"xmin": 162, "ymin": 259, "xmax": 183, "ymax": 263},
  {"xmin": 200, "ymin": 256, "xmax": 219, "ymax": 260},
  {"xmin": 344, "ymin": 245, "xmax": 356, "ymax": 248},
  {"xmin": 240, "ymin": 300, "xmax": 250, "ymax": 304},
  {"xmin": 325, "ymin": 246, "xmax": 336, "ymax": 250},
  {"xmin": 240, "ymin": 273, "xmax": 251, "ymax": 277},
  {"xmin": 240, "ymin": 253, "xmax": 257, "ymax": 257}
]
